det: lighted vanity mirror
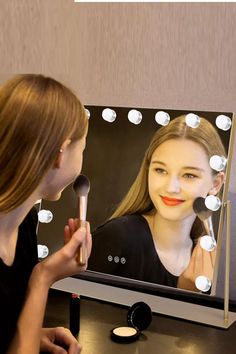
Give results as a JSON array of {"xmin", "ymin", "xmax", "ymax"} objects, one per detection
[{"xmin": 37, "ymin": 106, "xmax": 236, "ymax": 326}]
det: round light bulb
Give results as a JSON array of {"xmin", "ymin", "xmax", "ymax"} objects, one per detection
[
  {"xmin": 155, "ymin": 111, "xmax": 170, "ymax": 126},
  {"xmin": 38, "ymin": 209, "xmax": 53, "ymax": 223},
  {"xmin": 195, "ymin": 275, "xmax": 211, "ymax": 292},
  {"xmin": 102, "ymin": 108, "xmax": 116, "ymax": 123},
  {"xmin": 85, "ymin": 109, "xmax": 90, "ymax": 119},
  {"xmin": 205, "ymin": 195, "xmax": 222, "ymax": 211},
  {"xmin": 127, "ymin": 109, "xmax": 142, "ymax": 125},
  {"xmin": 185, "ymin": 113, "xmax": 201, "ymax": 128},
  {"xmin": 215, "ymin": 115, "xmax": 231, "ymax": 131},
  {"xmin": 200, "ymin": 235, "xmax": 216, "ymax": 252},
  {"xmin": 37, "ymin": 244, "xmax": 49, "ymax": 259},
  {"xmin": 209, "ymin": 155, "xmax": 227, "ymax": 172}
]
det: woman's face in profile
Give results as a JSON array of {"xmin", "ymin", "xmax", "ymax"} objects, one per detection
[{"xmin": 148, "ymin": 138, "xmax": 217, "ymax": 222}]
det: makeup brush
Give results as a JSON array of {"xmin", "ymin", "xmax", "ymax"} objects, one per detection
[
  {"xmin": 193, "ymin": 197, "xmax": 212, "ymax": 221},
  {"xmin": 73, "ymin": 174, "xmax": 90, "ymax": 265},
  {"xmin": 193, "ymin": 197, "xmax": 216, "ymax": 250}
]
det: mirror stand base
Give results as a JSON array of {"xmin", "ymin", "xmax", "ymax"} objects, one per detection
[{"xmin": 52, "ymin": 277, "xmax": 236, "ymax": 329}]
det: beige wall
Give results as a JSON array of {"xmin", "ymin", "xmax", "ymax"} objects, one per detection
[
  {"xmin": 1, "ymin": 0, "xmax": 236, "ymax": 190},
  {"xmin": 0, "ymin": 1, "xmax": 236, "ymax": 111}
]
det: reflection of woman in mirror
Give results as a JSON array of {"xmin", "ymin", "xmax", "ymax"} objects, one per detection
[{"xmin": 88, "ymin": 115, "xmax": 226, "ymax": 292}]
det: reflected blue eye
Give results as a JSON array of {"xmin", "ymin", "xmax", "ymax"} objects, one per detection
[{"xmin": 183, "ymin": 173, "xmax": 198, "ymax": 179}]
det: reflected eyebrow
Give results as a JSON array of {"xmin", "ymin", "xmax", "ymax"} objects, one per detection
[{"xmin": 151, "ymin": 160, "xmax": 206, "ymax": 172}]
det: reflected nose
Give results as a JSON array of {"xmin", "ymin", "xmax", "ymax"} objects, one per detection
[{"xmin": 166, "ymin": 176, "xmax": 181, "ymax": 193}]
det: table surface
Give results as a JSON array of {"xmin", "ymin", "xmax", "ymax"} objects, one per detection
[{"xmin": 43, "ymin": 289, "xmax": 236, "ymax": 354}]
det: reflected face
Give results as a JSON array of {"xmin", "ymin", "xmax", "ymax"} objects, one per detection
[
  {"xmin": 43, "ymin": 135, "xmax": 86, "ymax": 201},
  {"xmin": 148, "ymin": 139, "xmax": 216, "ymax": 222}
]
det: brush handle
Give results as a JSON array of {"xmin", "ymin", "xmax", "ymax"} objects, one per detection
[
  {"xmin": 77, "ymin": 196, "xmax": 88, "ymax": 265},
  {"xmin": 78, "ymin": 196, "xmax": 87, "ymax": 221},
  {"xmin": 203, "ymin": 217, "xmax": 216, "ymax": 242}
]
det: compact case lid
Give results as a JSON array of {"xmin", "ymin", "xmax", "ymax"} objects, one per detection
[{"xmin": 127, "ymin": 301, "xmax": 152, "ymax": 331}]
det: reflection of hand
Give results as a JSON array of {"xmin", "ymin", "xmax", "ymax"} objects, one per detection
[
  {"xmin": 177, "ymin": 238, "xmax": 216, "ymax": 292},
  {"xmin": 40, "ymin": 327, "xmax": 81, "ymax": 354},
  {"xmin": 33, "ymin": 220, "xmax": 92, "ymax": 288}
]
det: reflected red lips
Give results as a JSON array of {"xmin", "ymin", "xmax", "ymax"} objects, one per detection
[{"xmin": 160, "ymin": 196, "xmax": 185, "ymax": 206}]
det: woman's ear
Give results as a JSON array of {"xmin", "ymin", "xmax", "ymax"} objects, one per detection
[
  {"xmin": 208, "ymin": 172, "xmax": 225, "ymax": 195},
  {"xmin": 53, "ymin": 139, "xmax": 71, "ymax": 169}
]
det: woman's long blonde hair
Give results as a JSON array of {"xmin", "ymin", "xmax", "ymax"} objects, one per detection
[
  {"xmin": 111, "ymin": 115, "xmax": 226, "ymax": 234},
  {"xmin": 0, "ymin": 74, "xmax": 88, "ymax": 212}
]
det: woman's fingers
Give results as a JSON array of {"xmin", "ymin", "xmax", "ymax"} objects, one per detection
[
  {"xmin": 64, "ymin": 218, "xmax": 81, "ymax": 244},
  {"xmin": 68, "ymin": 218, "xmax": 76, "ymax": 235},
  {"xmin": 64, "ymin": 225, "xmax": 71, "ymax": 244},
  {"xmin": 191, "ymin": 239, "xmax": 216, "ymax": 280},
  {"xmin": 177, "ymin": 238, "xmax": 217, "ymax": 292},
  {"xmin": 76, "ymin": 222, "xmax": 90, "ymax": 266},
  {"xmin": 63, "ymin": 219, "xmax": 92, "ymax": 266},
  {"xmin": 192, "ymin": 240, "xmax": 204, "ymax": 275}
]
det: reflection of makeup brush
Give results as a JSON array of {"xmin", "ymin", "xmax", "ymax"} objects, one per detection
[
  {"xmin": 193, "ymin": 197, "xmax": 216, "ymax": 250},
  {"xmin": 73, "ymin": 174, "xmax": 90, "ymax": 265}
]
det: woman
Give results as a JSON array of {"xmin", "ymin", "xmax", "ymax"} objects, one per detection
[
  {"xmin": 0, "ymin": 74, "xmax": 91, "ymax": 354},
  {"xmin": 88, "ymin": 115, "xmax": 226, "ymax": 291}
]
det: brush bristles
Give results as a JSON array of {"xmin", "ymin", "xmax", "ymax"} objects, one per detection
[{"xmin": 73, "ymin": 174, "xmax": 90, "ymax": 197}]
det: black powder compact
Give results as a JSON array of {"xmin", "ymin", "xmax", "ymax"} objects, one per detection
[{"xmin": 111, "ymin": 301, "xmax": 152, "ymax": 343}]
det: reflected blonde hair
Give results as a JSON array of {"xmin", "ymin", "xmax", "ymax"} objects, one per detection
[
  {"xmin": 0, "ymin": 74, "xmax": 87, "ymax": 212},
  {"xmin": 111, "ymin": 115, "xmax": 226, "ymax": 223}
]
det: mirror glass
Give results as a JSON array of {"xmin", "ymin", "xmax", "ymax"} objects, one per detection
[{"xmin": 37, "ymin": 106, "xmax": 234, "ymax": 298}]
